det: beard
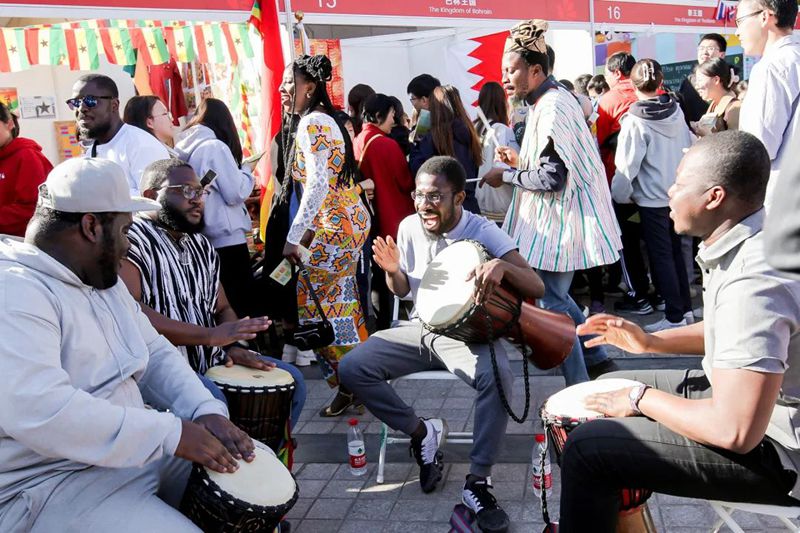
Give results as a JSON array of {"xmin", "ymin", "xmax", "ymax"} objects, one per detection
[
  {"xmin": 157, "ymin": 200, "xmax": 205, "ymax": 234},
  {"xmin": 97, "ymin": 233, "xmax": 120, "ymax": 290},
  {"xmin": 80, "ymin": 120, "xmax": 112, "ymax": 141}
]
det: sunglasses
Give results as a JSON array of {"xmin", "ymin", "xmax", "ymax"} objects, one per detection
[
  {"xmin": 66, "ymin": 95, "xmax": 115, "ymax": 110},
  {"xmin": 159, "ymin": 184, "xmax": 209, "ymax": 201}
]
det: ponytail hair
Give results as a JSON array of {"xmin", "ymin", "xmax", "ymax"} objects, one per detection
[
  {"xmin": 696, "ymin": 58, "xmax": 738, "ymax": 90},
  {"xmin": 630, "ymin": 59, "xmax": 663, "ymax": 93}
]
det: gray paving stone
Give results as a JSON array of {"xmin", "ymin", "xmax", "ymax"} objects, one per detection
[
  {"xmin": 295, "ymin": 519, "xmax": 342, "ymax": 532},
  {"xmin": 305, "ymin": 498, "xmax": 355, "ymax": 519},
  {"xmin": 337, "ymin": 520, "xmax": 387, "ymax": 533},
  {"xmin": 358, "ymin": 478, "xmax": 406, "ymax": 499},
  {"xmin": 442, "ymin": 397, "xmax": 474, "ymax": 409},
  {"xmin": 297, "ymin": 421, "xmax": 338, "ymax": 434},
  {"xmin": 298, "ymin": 463, "xmax": 340, "ymax": 480},
  {"xmin": 334, "ymin": 462, "xmax": 376, "ymax": 480},
  {"xmin": 321, "ymin": 479, "xmax": 367, "ymax": 499},
  {"xmin": 414, "ymin": 397, "xmax": 446, "ymax": 409},
  {"xmin": 372, "ymin": 462, "xmax": 413, "ymax": 482},
  {"xmin": 298, "ymin": 479, "xmax": 329, "ymax": 499},
  {"xmin": 347, "ymin": 498, "xmax": 397, "ymax": 520},
  {"xmin": 661, "ymin": 503, "xmax": 719, "ymax": 528},
  {"xmin": 285, "ymin": 497, "xmax": 314, "ymax": 520},
  {"xmin": 490, "ymin": 463, "xmax": 531, "ymax": 483},
  {"xmin": 389, "ymin": 498, "xmax": 439, "ymax": 521}
]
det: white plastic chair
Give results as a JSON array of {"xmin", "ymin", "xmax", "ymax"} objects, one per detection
[{"xmin": 709, "ymin": 501, "xmax": 800, "ymax": 532}]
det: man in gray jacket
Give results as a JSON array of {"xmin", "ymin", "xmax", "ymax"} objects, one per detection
[{"xmin": 0, "ymin": 158, "xmax": 253, "ymax": 532}]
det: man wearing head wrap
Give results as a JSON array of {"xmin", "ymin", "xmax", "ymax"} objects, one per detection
[{"xmin": 481, "ymin": 20, "xmax": 622, "ymax": 385}]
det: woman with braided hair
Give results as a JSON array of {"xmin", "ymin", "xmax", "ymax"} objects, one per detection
[{"xmin": 279, "ymin": 54, "xmax": 371, "ymax": 416}]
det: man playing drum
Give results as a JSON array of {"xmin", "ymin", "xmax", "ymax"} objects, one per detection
[
  {"xmin": 557, "ymin": 131, "xmax": 800, "ymax": 531},
  {"xmin": 0, "ymin": 158, "xmax": 252, "ymax": 532},
  {"xmin": 119, "ymin": 159, "xmax": 306, "ymax": 429},
  {"xmin": 340, "ymin": 156, "xmax": 545, "ymax": 533}
]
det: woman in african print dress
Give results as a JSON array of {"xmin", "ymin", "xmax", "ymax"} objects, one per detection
[{"xmin": 280, "ymin": 55, "xmax": 371, "ymax": 416}]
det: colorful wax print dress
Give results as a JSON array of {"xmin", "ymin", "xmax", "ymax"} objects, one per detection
[{"xmin": 287, "ymin": 111, "xmax": 371, "ymax": 387}]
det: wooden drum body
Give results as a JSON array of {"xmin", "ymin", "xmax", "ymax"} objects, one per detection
[
  {"xmin": 181, "ymin": 440, "xmax": 299, "ymax": 532},
  {"xmin": 416, "ymin": 240, "xmax": 575, "ymax": 369},
  {"xmin": 541, "ymin": 380, "xmax": 657, "ymax": 533},
  {"xmin": 205, "ymin": 364, "xmax": 295, "ymax": 453}
]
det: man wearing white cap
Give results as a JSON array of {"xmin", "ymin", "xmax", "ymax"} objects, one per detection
[{"xmin": 0, "ymin": 158, "xmax": 252, "ymax": 532}]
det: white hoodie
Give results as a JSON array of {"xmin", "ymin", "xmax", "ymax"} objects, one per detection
[
  {"xmin": 0, "ymin": 236, "xmax": 227, "ymax": 506},
  {"xmin": 174, "ymin": 125, "xmax": 255, "ymax": 249}
]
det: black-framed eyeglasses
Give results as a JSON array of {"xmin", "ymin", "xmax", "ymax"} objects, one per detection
[
  {"xmin": 66, "ymin": 95, "xmax": 115, "ymax": 110},
  {"xmin": 411, "ymin": 191, "xmax": 452, "ymax": 205},
  {"xmin": 735, "ymin": 9, "xmax": 763, "ymax": 26},
  {"xmin": 159, "ymin": 184, "xmax": 209, "ymax": 200}
]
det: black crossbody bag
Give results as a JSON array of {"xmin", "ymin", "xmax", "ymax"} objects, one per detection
[{"xmin": 293, "ymin": 266, "xmax": 335, "ymax": 351}]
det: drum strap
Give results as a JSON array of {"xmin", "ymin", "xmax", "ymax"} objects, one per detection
[{"xmin": 538, "ymin": 428, "xmax": 554, "ymax": 526}]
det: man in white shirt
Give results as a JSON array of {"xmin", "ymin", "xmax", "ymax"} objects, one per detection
[
  {"xmin": 0, "ymin": 158, "xmax": 253, "ymax": 532},
  {"xmin": 69, "ymin": 74, "xmax": 170, "ymax": 196},
  {"xmin": 735, "ymin": 0, "xmax": 800, "ymax": 206}
]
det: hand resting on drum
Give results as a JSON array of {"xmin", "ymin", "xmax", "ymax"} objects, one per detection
[
  {"xmin": 583, "ymin": 386, "xmax": 641, "ymax": 418},
  {"xmin": 467, "ymin": 251, "xmax": 545, "ymax": 303},
  {"xmin": 176, "ymin": 415, "xmax": 255, "ymax": 473},
  {"xmin": 224, "ymin": 345, "xmax": 277, "ymax": 371}
]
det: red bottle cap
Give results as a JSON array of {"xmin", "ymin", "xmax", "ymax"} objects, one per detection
[
  {"xmin": 535, "ymin": 434, "xmax": 545, "ymax": 443},
  {"xmin": 349, "ymin": 418, "xmax": 359, "ymax": 426}
]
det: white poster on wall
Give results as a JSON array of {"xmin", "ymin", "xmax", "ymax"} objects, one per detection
[{"xmin": 20, "ymin": 96, "xmax": 56, "ymax": 119}]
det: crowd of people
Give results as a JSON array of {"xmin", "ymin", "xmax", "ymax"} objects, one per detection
[{"xmin": 0, "ymin": 0, "xmax": 800, "ymax": 530}]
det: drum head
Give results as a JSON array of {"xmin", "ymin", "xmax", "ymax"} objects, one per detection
[
  {"xmin": 206, "ymin": 440, "xmax": 296, "ymax": 507},
  {"xmin": 417, "ymin": 241, "xmax": 485, "ymax": 328},
  {"xmin": 543, "ymin": 378, "xmax": 641, "ymax": 420},
  {"xmin": 205, "ymin": 364, "xmax": 295, "ymax": 388}
]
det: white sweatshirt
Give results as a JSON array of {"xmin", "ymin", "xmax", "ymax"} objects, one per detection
[{"xmin": 0, "ymin": 236, "xmax": 227, "ymax": 506}]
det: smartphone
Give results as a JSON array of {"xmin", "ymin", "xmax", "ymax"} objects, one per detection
[{"xmin": 200, "ymin": 170, "xmax": 217, "ymax": 188}]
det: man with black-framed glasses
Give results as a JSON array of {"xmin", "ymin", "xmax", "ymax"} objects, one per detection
[
  {"xmin": 70, "ymin": 73, "xmax": 169, "ymax": 196},
  {"xmin": 735, "ymin": 0, "xmax": 800, "ymax": 208}
]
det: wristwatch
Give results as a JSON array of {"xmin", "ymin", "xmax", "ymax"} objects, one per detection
[{"xmin": 628, "ymin": 384, "xmax": 650, "ymax": 415}]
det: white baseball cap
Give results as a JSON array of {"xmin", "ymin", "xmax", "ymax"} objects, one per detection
[{"xmin": 37, "ymin": 158, "xmax": 160, "ymax": 213}]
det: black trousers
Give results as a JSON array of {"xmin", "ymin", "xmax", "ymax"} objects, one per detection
[
  {"xmin": 217, "ymin": 242, "xmax": 261, "ymax": 319},
  {"xmin": 558, "ymin": 369, "xmax": 799, "ymax": 533},
  {"xmin": 639, "ymin": 206, "xmax": 692, "ymax": 322},
  {"xmin": 614, "ymin": 202, "xmax": 650, "ymax": 300}
]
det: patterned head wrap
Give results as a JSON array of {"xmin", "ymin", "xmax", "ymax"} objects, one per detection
[{"xmin": 504, "ymin": 19, "xmax": 549, "ymax": 55}]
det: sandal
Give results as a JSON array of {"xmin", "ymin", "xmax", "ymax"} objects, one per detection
[{"xmin": 319, "ymin": 388, "xmax": 359, "ymax": 417}]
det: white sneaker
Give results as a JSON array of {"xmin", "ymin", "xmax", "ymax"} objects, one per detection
[
  {"xmin": 295, "ymin": 349, "xmax": 316, "ymax": 367},
  {"xmin": 644, "ymin": 316, "xmax": 687, "ymax": 333},
  {"xmin": 683, "ymin": 311, "xmax": 695, "ymax": 324},
  {"xmin": 282, "ymin": 344, "xmax": 297, "ymax": 363},
  {"xmin": 694, "ymin": 306, "xmax": 704, "ymax": 319}
]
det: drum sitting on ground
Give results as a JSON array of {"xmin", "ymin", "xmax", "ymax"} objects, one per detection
[
  {"xmin": 205, "ymin": 364, "xmax": 295, "ymax": 453},
  {"xmin": 181, "ymin": 440, "xmax": 299, "ymax": 532},
  {"xmin": 541, "ymin": 379, "xmax": 657, "ymax": 533},
  {"xmin": 416, "ymin": 240, "xmax": 575, "ymax": 369}
]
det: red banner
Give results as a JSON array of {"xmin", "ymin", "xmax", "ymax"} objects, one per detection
[
  {"xmin": 282, "ymin": 0, "xmax": 590, "ymax": 22},
  {"xmin": 0, "ymin": 0, "xmax": 253, "ymax": 9}
]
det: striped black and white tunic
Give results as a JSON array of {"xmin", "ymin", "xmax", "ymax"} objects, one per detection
[{"xmin": 126, "ymin": 216, "xmax": 223, "ymax": 373}]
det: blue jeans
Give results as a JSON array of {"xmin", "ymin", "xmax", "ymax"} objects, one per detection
[
  {"xmin": 537, "ymin": 270, "xmax": 608, "ymax": 385},
  {"xmin": 198, "ymin": 355, "xmax": 306, "ymax": 430}
]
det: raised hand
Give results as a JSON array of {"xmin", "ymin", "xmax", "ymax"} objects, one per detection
[
  {"xmin": 207, "ymin": 317, "xmax": 272, "ymax": 346},
  {"xmin": 576, "ymin": 313, "xmax": 651, "ymax": 353},
  {"xmin": 496, "ymin": 146, "xmax": 519, "ymax": 167},
  {"xmin": 373, "ymin": 236, "xmax": 401, "ymax": 274}
]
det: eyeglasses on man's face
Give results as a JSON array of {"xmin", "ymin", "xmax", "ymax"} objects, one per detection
[
  {"xmin": 160, "ymin": 184, "xmax": 209, "ymax": 201},
  {"xmin": 411, "ymin": 191, "xmax": 453, "ymax": 205},
  {"xmin": 697, "ymin": 45, "xmax": 720, "ymax": 53},
  {"xmin": 65, "ymin": 95, "xmax": 115, "ymax": 110},
  {"xmin": 735, "ymin": 9, "xmax": 763, "ymax": 27}
]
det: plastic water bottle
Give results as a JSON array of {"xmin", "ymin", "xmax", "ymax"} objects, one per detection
[
  {"xmin": 347, "ymin": 418, "xmax": 367, "ymax": 476},
  {"xmin": 532, "ymin": 434, "xmax": 552, "ymax": 499}
]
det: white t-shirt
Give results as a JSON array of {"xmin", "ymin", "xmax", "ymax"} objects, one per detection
[
  {"xmin": 88, "ymin": 123, "xmax": 171, "ymax": 196},
  {"xmin": 397, "ymin": 209, "xmax": 517, "ymax": 304}
]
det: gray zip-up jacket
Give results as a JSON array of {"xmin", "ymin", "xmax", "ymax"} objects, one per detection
[
  {"xmin": 0, "ymin": 236, "xmax": 227, "ymax": 506},
  {"xmin": 611, "ymin": 94, "xmax": 693, "ymax": 208}
]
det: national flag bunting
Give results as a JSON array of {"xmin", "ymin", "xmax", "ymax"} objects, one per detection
[{"xmin": 1, "ymin": 28, "xmax": 30, "ymax": 72}]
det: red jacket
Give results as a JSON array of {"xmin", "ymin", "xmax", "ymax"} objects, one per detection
[
  {"xmin": 0, "ymin": 137, "xmax": 53, "ymax": 237},
  {"xmin": 596, "ymin": 79, "xmax": 638, "ymax": 184},
  {"xmin": 354, "ymin": 123, "xmax": 415, "ymax": 240}
]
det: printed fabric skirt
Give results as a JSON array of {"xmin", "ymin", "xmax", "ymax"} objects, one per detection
[{"xmin": 297, "ymin": 189, "xmax": 371, "ymax": 387}]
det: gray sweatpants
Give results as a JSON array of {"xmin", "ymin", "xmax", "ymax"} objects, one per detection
[
  {"xmin": 0, "ymin": 455, "xmax": 199, "ymax": 533},
  {"xmin": 338, "ymin": 321, "xmax": 514, "ymax": 478}
]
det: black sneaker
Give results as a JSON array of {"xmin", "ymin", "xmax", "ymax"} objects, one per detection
[
  {"xmin": 409, "ymin": 418, "xmax": 447, "ymax": 493},
  {"xmin": 614, "ymin": 296, "xmax": 654, "ymax": 315},
  {"xmin": 462, "ymin": 475, "xmax": 510, "ymax": 533}
]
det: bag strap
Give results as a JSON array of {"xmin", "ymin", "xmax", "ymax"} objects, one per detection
[
  {"xmin": 299, "ymin": 265, "xmax": 330, "ymax": 324},
  {"xmin": 357, "ymin": 133, "xmax": 381, "ymax": 170}
]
